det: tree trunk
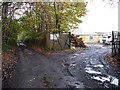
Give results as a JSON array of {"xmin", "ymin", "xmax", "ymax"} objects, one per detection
[{"xmin": 2, "ymin": 2, "xmax": 9, "ymax": 44}]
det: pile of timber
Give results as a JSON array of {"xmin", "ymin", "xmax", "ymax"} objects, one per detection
[{"xmin": 70, "ymin": 34, "xmax": 86, "ymax": 47}]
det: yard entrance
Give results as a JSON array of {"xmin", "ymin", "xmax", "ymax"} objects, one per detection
[
  {"xmin": 46, "ymin": 32, "xmax": 71, "ymax": 50},
  {"xmin": 46, "ymin": 32, "xmax": 86, "ymax": 50}
]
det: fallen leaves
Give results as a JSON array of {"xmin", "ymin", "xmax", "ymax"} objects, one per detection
[
  {"xmin": 2, "ymin": 48, "xmax": 18, "ymax": 81},
  {"xmin": 105, "ymin": 53, "xmax": 120, "ymax": 67},
  {"xmin": 31, "ymin": 46, "xmax": 50, "ymax": 55}
]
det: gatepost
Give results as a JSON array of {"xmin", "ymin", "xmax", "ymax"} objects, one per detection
[{"xmin": 118, "ymin": 1, "xmax": 120, "ymax": 53}]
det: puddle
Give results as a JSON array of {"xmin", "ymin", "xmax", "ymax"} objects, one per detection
[
  {"xmin": 70, "ymin": 56, "xmax": 77, "ymax": 59},
  {"xmin": 92, "ymin": 76, "xmax": 110, "ymax": 83},
  {"xmin": 81, "ymin": 53, "xmax": 86, "ymax": 55},
  {"xmin": 85, "ymin": 65, "xmax": 119, "ymax": 86},
  {"xmin": 70, "ymin": 54, "xmax": 80, "ymax": 59},
  {"xmin": 90, "ymin": 60, "xmax": 99, "ymax": 65},
  {"xmin": 93, "ymin": 64, "xmax": 104, "ymax": 68},
  {"xmin": 83, "ymin": 61, "xmax": 87, "ymax": 63},
  {"xmin": 70, "ymin": 63, "xmax": 76, "ymax": 67},
  {"xmin": 62, "ymin": 63, "xmax": 76, "ymax": 68},
  {"xmin": 92, "ymin": 75, "xmax": 119, "ymax": 86},
  {"xmin": 29, "ymin": 78, "xmax": 36, "ymax": 82},
  {"xmin": 85, "ymin": 58, "xmax": 89, "ymax": 60},
  {"xmin": 74, "ymin": 54, "xmax": 80, "ymax": 56},
  {"xmin": 101, "ymin": 47, "xmax": 105, "ymax": 49},
  {"xmin": 85, "ymin": 67, "xmax": 101, "ymax": 74},
  {"xmin": 94, "ymin": 45, "xmax": 104, "ymax": 48},
  {"xmin": 86, "ymin": 64, "xmax": 91, "ymax": 67}
]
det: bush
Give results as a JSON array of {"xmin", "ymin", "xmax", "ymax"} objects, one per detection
[{"xmin": 2, "ymin": 44, "xmax": 16, "ymax": 53}]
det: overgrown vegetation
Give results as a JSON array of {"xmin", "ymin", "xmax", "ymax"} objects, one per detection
[{"xmin": 1, "ymin": 1, "xmax": 87, "ymax": 52}]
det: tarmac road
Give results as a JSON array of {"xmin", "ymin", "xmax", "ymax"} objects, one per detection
[{"xmin": 4, "ymin": 44, "xmax": 120, "ymax": 89}]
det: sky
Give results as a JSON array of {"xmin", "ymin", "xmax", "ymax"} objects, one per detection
[{"xmin": 73, "ymin": 0, "xmax": 118, "ymax": 34}]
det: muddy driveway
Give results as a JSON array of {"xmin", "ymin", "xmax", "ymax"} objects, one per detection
[
  {"xmin": 4, "ymin": 44, "xmax": 120, "ymax": 89},
  {"xmin": 66, "ymin": 44, "xmax": 120, "ymax": 88}
]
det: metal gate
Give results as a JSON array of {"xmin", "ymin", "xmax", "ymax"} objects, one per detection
[{"xmin": 112, "ymin": 31, "xmax": 120, "ymax": 55}]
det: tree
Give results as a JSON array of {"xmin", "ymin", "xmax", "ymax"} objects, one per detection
[{"xmin": 1, "ymin": 1, "xmax": 87, "ymax": 50}]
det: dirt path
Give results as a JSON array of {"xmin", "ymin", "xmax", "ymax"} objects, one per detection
[{"xmin": 4, "ymin": 44, "xmax": 120, "ymax": 89}]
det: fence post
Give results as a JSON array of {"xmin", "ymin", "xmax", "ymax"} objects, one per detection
[
  {"xmin": 118, "ymin": 32, "xmax": 120, "ymax": 53},
  {"xmin": 112, "ymin": 31, "xmax": 115, "ymax": 56},
  {"xmin": 69, "ymin": 32, "xmax": 71, "ymax": 49}
]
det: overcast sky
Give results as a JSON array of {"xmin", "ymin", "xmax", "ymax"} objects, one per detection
[{"xmin": 76, "ymin": 0, "xmax": 118, "ymax": 33}]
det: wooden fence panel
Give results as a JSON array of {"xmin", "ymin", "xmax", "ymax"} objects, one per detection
[{"xmin": 46, "ymin": 32, "xmax": 71, "ymax": 50}]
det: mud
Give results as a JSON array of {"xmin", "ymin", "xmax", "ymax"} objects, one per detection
[{"xmin": 3, "ymin": 44, "xmax": 120, "ymax": 89}]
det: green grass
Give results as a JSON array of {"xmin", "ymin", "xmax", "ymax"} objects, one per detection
[
  {"xmin": 2, "ymin": 44, "xmax": 16, "ymax": 53},
  {"xmin": 63, "ymin": 49, "xmax": 75, "ymax": 53}
]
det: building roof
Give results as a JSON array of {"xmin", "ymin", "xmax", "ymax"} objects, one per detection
[{"xmin": 74, "ymin": 32, "xmax": 98, "ymax": 35}]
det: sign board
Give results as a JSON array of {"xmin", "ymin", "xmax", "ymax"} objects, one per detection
[{"xmin": 50, "ymin": 33, "xmax": 59, "ymax": 40}]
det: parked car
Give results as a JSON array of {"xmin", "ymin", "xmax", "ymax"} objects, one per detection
[
  {"xmin": 17, "ymin": 41, "xmax": 27, "ymax": 47},
  {"xmin": 102, "ymin": 33, "xmax": 112, "ymax": 45}
]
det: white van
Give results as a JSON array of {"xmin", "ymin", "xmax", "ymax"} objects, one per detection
[{"xmin": 102, "ymin": 33, "xmax": 112, "ymax": 45}]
